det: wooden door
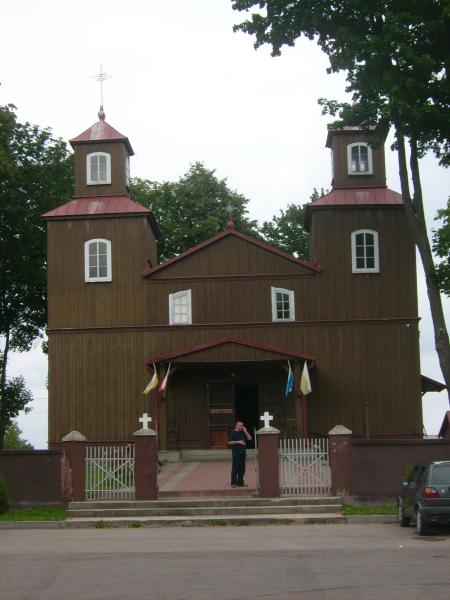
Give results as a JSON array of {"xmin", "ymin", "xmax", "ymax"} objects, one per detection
[{"xmin": 207, "ymin": 380, "xmax": 234, "ymax": 448}]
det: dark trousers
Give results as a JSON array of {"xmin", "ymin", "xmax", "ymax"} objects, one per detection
[{"xmin": 231, "ymin": 453, "xmax": 246, "ymax": 486}]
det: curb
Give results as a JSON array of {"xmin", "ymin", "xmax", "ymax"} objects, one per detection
[
  {"xmin": 0, "ymin": 514, "xmax": 398, "ymax": 529},
  {"xmin": 346, "ymin": 515, "xmax": 397, "ymax": 524}
]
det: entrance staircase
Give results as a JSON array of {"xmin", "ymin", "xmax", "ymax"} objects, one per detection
[{"xmin": 67, "ymin": 496, "xmax": 345, "ymax": 527}]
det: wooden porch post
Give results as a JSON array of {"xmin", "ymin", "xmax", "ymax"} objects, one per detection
[{"xmin": 293, "ymin": 361, "xmax": 304, "ymax": 438}]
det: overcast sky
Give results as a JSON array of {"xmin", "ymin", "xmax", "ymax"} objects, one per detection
[{"xmin": 2, "ymin": 0, "xmax": 449, "ymax": 447}]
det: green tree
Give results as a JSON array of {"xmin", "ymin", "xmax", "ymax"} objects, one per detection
[
  {"xmin": 130, "ymin": 162, "xmax": 259, "ymax": 262},
  {"xmin": 3, "ymin": 420, "xmax": 33, "ymax": 450},
  {"xmin": 260, "ymin": 189, "xmax": 324, "ymax": 259},
  {"xmin": 0, "ymin": 104, "xmax": 74, "ymax": 447},
  {"xmin": 0, "ymin": 375, "xmax": 33, "ymax": 449},
  {"xmin": 433, "ymin": 199, "xmax": 450, "ymax": 296},
  {"xmin": 232, "ymin": 0, "xmax": 450, "ymax": 401}
]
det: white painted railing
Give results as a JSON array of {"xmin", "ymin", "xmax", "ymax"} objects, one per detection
[
  {"xmin": 85, "ymin": 444, "xmax": 135, "ymax": 500},
  {"xmin": 279, "ymin": 437, "xmax": 331, "ymax": 496}
]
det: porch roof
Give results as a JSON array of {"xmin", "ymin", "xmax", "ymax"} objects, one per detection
[{"xmin": 144, "ymin": 336, "xmax": 315, "ymax": 368}]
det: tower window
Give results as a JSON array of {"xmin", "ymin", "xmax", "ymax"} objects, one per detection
[
  {"xmin": 271, "ymin": 287, "xmax": 295, "ymax": 321},
  {"xmin": 351, "ymin": 230, "xmax": 379, "ymax": 273},
  {"xmin": 347, "ymin": 143, "xmax": 373, "ymax": 175},
  {"xmin": 87, "ymin": 152, "xmax": 111, "ymax": 185},
  {"xmin": 169, "ymin": 290, "xmax": 192, "ymax": 325},
  {"xmin": 84, "ymin": 239, "xmax": 112, "ymax": 282}
]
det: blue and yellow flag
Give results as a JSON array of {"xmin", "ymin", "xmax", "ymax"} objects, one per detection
[{"xmin": 285, "ymin": 360, "xmax": 294, "ymax": 396}]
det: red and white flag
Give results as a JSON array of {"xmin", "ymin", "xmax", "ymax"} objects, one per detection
[{"xmin": 159, "ymin": 363, "xmax": 171, "ymax": 396}]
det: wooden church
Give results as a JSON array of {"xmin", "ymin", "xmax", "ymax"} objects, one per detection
[{"xmin": 43, "ymin": 110, "xmax": 429, "ymax": 449}]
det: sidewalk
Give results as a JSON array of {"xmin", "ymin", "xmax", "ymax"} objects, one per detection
[{"xmin": 158, "ymin": 458, "xmax": 257, "ymax": 495}]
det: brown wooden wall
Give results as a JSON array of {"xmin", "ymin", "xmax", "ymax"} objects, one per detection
[
  {"xmin": 309, "ymin": 206, "xmax": 418, "ymax": 319},
  {"xmin": 151, "ymin": 235, "xmax": 313, "ymax": 277},
  {"xmin": 47, "ymin": 216, "xmax": 157, "ymax": 329},
  {"xmin": 329, "ymin": 131, "xmax": 386, "ymax": 188},
  {"xmin": 47, "ymin": 206, "xmax": 417, "ymax": 328},
  {"xmin": 48, "ymin": 319, "xmax": 422, "ymax": 447},
  {"xmin": 73, "ymin": 141, "xmax": 129, "ymax": 197}
]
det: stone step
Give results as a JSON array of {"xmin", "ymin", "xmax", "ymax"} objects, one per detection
[
  {"xmin": 69, "ymin": 496, "xmax": 342, "ymax": 511},
  {"xmin": 163, "ymin": 449, "xmax": 258, "ymax": 462},
  {"xmin": 65, "ymin": 513, "xmax": 346, "ymax": 528},
  {"xmin": 68, "ymin": 503, "xmax": 342, "ymax": 518}
]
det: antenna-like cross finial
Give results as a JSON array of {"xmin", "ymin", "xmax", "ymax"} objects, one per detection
[{"xmin": 90, "ymin": 66, "xmax": 112, "ymax": 119}]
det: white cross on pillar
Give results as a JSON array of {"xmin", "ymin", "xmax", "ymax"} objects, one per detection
[
  {"xmin": 139, "ymin": 412, "xmax": 152, "ymax": 429},
  {"xmin": 260, "ymin": 411, "xmax": 273, "ymax": 428}
]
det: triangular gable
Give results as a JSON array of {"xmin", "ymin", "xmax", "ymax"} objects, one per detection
[
  {"xmin": 141, "ymin": 228, "xmax": 320, "ymax": 279},
  {"xmin": 145, "ymin": 336, "xmax": 315, "ymax": 367}
]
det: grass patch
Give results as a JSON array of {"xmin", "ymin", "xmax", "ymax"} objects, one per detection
[
  {"xmin": 0, "ymin": 507, "xmax": 67, "ymax": 521},
  {"xmin": 342, "ymin": 504, "xmax": 396, "ymax": 516}
]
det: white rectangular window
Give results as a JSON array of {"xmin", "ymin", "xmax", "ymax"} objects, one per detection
[
  {"xmin": 169, "ymin": 289, "xmax": 192, "ymax": 325},
  {"xmin": 351, "ymin": 229, "xmax": 379, "ymax": 273},
  {"xmin": 84, "ymin": 239, "xmax": 112, "ymax": 282},
  {"xmin": 271, "ymin": 287, "xmax": 295, "ymax": 321},
  {"xmin": 347, "ymin": 143, "xmax": 373, "ymax": 175},
  {"xmin": 87, "ymin": 152, "xmax": 111, "ymax": 185}
]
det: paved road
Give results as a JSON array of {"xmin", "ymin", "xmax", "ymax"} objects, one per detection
[{"xmin": 1, "ymin": 524, "xmax": 450, "ymax": 599}]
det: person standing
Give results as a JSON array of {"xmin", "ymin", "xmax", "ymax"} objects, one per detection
[{"xmin": 228, "ymin": 420, "xmax": 252, "ymax": 487}]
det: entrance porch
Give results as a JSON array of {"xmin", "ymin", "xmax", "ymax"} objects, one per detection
[{"xmin": 145, "ymin": 336, "xmax": 315, "ymax": 451}]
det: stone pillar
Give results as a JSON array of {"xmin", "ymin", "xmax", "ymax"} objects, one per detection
[
  {"xmin": 134, "ymin": 427, "xmax": 158, "ymax": 500},
  {"xmin": 257, "ymin": 426, "xmax": 280, "ymax": 498},
  {"xmin": 62, "ymin": 431, "xmax": 87, "ymax": 502},
  {"xmin": 328, "ymin": 425, "xmax": 353, "ymax": 496}
]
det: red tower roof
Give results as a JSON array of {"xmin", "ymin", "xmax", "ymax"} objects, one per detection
[
  {"xmin": 70, "ymin": 117, "xmax": 134, "ymax": 155},
  {"xmin": 304, "ymin": 187, "xmax": 404, "ymax": 231}
]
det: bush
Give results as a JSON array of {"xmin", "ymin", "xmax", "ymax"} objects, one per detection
[{"xmin": 0, "ymin": 474, "xmax": 9, "ymax": 514}]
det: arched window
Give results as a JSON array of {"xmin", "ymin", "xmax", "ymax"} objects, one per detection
[
  {"xmin": 169, "ymin": 289, "xmax": 192, "ymax": 325},
  {"xmin": 271, "ymin": 287, "xmax": 295, "ymax": 321},
  {"xmin": 351, "ymin": 230, "xmax": 379, "ymax": 273},
  {"xmin": 347, "ymin": 143, "xmax": 373, "ymax": 175},
  {"xmin": 86, "ymin": 152, "xmax": 111, "ymax": 185},
  {"xmin": 84, "ymin": 239, "xmax": 112, "ymax": 282}
]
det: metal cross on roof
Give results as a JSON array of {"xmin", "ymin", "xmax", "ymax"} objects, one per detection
[
  {"xmin": 90, "ymin": 65, "xmax": 112, "ymax": 111},
  {"xmin": 260, "ymin": 411, "xmax": 273, "ymax": 428},
  {"xmin": 139, "ymin": 412, "xmax": 152, "ymax": 429}
]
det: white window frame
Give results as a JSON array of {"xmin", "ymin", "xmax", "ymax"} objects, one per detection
[
  {"xmin": 351, "ymin": 229, "xmax": 379, "ymax": 273},
  {"xmin": 169, "ymin": 289, "xmax": 192, "ymax": 325},
  {"xmin": 271, "ymin": 287, "xmax": 295, "ymax": 322},
  {"xmin": 86, "ymin": 152, "xmax": 111, "ymax": 185},
  {"xmin": 84, "ymin": 238, "xmax": 112, "ymax": 282},
  {"xmin": 347, "ymin": 143, "xmax": 373, "ymax": 175}
]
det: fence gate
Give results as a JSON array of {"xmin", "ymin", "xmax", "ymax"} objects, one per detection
[
  {"xmin": 279, "ymin": 437, "xmax": 331, "ymax": 496},
  {"xmin": 85, "ymin": 444, "xmax": 135, "ymax": 500}
]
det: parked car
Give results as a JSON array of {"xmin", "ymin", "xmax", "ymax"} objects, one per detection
[{"xmin": 398, "ymin": 461, "xmax": 450, "ymax": 535}]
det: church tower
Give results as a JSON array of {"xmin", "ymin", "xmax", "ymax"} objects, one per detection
[
  {"xmin": 43, "ymin": 111, "xmax": 160, "ymax": 443},
  {"xmin": 43, "ymin": 109, "xmax": 159, "ymax": 331}
]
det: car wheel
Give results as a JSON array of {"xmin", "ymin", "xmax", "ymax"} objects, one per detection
[
  {"xmin": 416, "ymin": 508, "xmax": 429, "ymax": 536},
  {"xmin": 398, "ymin": 502, "xmax": 410, "ymax": 527}
]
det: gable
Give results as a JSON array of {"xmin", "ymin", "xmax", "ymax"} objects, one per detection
[
  {"xmin": 142, "ymin": 230, "xmax": 319, "ymax": 279},
  {"xmin": 145, "ymin": 336, "xmax": 315, "ymax": 366}
]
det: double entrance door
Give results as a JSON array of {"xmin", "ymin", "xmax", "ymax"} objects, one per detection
[{"xmin": 207, "ymin": 380, "xmax": 259, "ymax": 449}]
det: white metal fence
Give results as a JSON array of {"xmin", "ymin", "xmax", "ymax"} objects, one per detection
[
  {"xmin": 279, "ymin": 437, "xmax": 331, "ymax": 496},
  {"xmin": 85, "ymin": 444, "xmax": 135, "ymax": 500}
]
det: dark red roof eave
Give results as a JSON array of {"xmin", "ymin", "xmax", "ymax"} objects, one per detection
[
  {"xmin": 41, "ymin": 196, "xmax": 160, "ymax": 237},
  {"xmin": 69, "ymin": 120, "xmax": 134, "ymax": 155},
  {"xmin": 144, "ymin": 336, "xmax": 316, "ymax": 367},
  {"xmin": 141, "ymin": 228, "xmax": 320, "ymax": 278},
  {"xmin": 304, "ymin": 186, "xmax": 404, "ymax": 231}
]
